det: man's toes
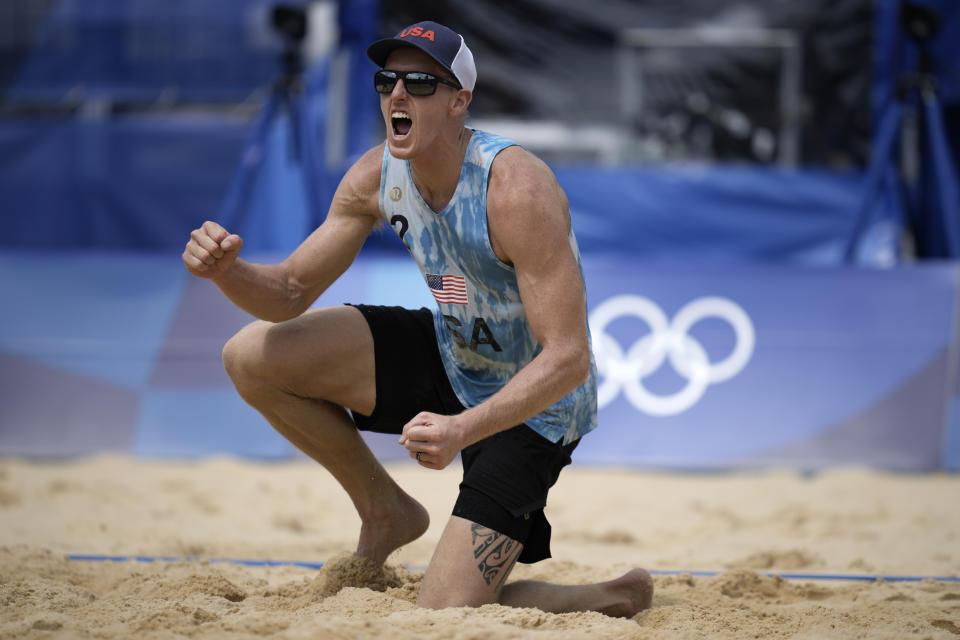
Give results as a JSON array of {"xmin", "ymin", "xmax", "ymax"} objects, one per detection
[{"xmin": 627, "ymin": 568, "xmax": 654, "ymax": 611}]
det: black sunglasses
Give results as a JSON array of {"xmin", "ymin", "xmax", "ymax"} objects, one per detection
[{"xmin": 374, "ymin": 69, "xmax": 461, "ymax": 96}]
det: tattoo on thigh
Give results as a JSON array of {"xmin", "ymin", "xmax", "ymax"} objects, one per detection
[{"xmin": 470, "ymin": 523, "xmax": 522, "ymax": 590}]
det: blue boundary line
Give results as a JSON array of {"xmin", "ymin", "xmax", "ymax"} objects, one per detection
[
  {"xmin": 646, "ymin": 568, "xmax": 960, "ymax": 583},
  {"xmin": 64, "ymin": 554, "xmax": 960, "ymax": 583},
  {"xmin": 67, "ymin": 554, "xmax": 326, "ymax": 570}
]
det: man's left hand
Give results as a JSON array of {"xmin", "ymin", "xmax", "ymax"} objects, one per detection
[{"xmin": 399, "ymin": 412, "xmax": 464, "ymax": 469}]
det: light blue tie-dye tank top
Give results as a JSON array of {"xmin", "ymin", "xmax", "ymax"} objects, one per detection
[{"xmin": 377, "ymin": 129, "xmax": 597, "ymax": 444}]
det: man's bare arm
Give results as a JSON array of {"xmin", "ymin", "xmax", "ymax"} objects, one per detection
[
  {"xmin": 182, "ymin": 144, "xmax": 384, "ymax": 322},
  {"xmin": 401, "ymin": 147, "xmax": 591, "ymax": 464},
  {"xmin": 456, "ymin": 147, "xmax": 591, "ymax": 440}
]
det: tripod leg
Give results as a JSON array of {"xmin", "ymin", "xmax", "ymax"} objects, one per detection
[
  {"xmin": 921, "ymin": 90, "xmax": 960, "ymax": 257},
  {"xmin": 844, "ymin": 100, "xmax": 904, "ymax": 262}
]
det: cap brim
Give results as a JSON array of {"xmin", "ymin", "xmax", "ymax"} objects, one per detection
[{"xmin": 366, "ymin": 38, "xmax": 401, "ymax": 67}]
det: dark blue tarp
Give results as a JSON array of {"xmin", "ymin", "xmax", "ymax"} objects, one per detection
[
  {"xmin": 0, "ymin": 111, "xmax": 877, "ymax": 263},
  {"xmin": 0, "ymin": 115, "xmax": 247, "ymax": 249},
  {"xmin": 0, "ymin": 0, "xmax": 948, "ymax": 265},
  {"xmin": 555, "ymin": 165, "xmax": 887, "ymax": 264},
  {"xmin": 3, "ymin": 0, "xmax": 284, "ymax": 103}
]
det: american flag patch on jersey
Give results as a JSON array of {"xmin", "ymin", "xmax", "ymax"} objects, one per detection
[{"xmin": 426, "ymin": 273, "xmax": 468, "ymax": 305}]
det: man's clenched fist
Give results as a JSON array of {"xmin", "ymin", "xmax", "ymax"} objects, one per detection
[{"xmin": 182, "ymin": 221, "xmax": 243, "ymax": 279}]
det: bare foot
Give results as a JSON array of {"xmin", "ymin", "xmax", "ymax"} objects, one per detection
[
  {"xmin": 499, "ymin": 567, "xmax": 654, "ymax": 617},
  {"xmin": 595, "ymin": 568, "xmax": 654, "ymax": 618},
  {"xmin": 356, "ymin": 487, "xmax": 429, "ymax": 565}
]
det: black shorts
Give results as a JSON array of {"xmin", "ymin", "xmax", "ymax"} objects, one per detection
[{"xmin": 349, "ymin": 304, "xmax": 578, "ymax": 563}]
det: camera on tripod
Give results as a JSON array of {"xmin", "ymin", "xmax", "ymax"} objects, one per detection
[
  {"xmin": 271, "ymin": 5, "xmax": 307, "ymax": 43},
  {"xmin": 893, "ymin": 2, "xmax": 943, "ymax": 101},
  {"xmin": 900, "ymin": 3, "xmax": 939, "ymax": 44},
  {"xmin": 270, "ymin": 4, "xmax": 309, "ymax": 89}
]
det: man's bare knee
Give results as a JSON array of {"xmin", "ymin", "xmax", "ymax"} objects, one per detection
[
  {"xmin": 221, "ymin": 308, "xmax": 375, "ymax": 413},
  {"xmin": 222, "ymin": 321, "xmax": 271, "ymax": 392}
]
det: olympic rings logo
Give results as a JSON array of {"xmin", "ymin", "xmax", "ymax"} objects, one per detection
[{"xmin": 590, "ymin": 295, "xmax": 755, "ymax": 416}]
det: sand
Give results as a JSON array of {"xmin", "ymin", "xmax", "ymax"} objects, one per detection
[{"xmin": 1, "ymin": 455, "xmax": 959, "ymax": 639}]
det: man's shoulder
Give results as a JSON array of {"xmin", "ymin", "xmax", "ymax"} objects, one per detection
[
  {"xmin": 331, "ymin": 142, "xmax": 385, "ymax": 218},
  {"xmin": 343, "ymin": 142, "xmax": 386, "ymax": 195},
  {"xmin": 487, "ymin": 144, "xmax": 558, "ymax": 207}
]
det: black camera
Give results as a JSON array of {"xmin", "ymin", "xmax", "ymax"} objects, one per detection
[
  {"xmin": 901, "ymin": 3, "xmax": 939, "ymax": 43},
  {"xmin": 271, "ymin": 5, "xmax": 307, "ymax": 43}
]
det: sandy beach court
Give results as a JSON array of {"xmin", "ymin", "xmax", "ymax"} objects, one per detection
[{"xmin": 1, "ymin": 455, "xmax": 959, "ymax": 638}]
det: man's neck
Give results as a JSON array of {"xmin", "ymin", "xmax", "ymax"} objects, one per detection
[{"xmin": 409, "ymin": 127, "xmax": 472, "ymax": 213}]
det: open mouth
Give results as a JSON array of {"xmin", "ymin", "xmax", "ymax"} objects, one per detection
[{"xmin": 392, "ymin": 111, "xmax": 412, "ymax": 137}]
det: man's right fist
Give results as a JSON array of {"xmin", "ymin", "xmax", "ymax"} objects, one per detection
[{"xmin": 182, "ymin": 221, "xmax": 243, "ymax": 279}]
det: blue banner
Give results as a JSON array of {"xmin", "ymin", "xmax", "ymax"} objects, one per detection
[
  {"xmin": 578, "ymin": 259, "xmax": 959, "ymax": 470},
  {"xmin": 0, "ymin": 253, "xmax": 957, "ymax": 469}
]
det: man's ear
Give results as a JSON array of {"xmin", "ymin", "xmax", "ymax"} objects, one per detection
[{"xmin": 449, "ymin": 89, "xmax": 473, "ymax": 116}]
